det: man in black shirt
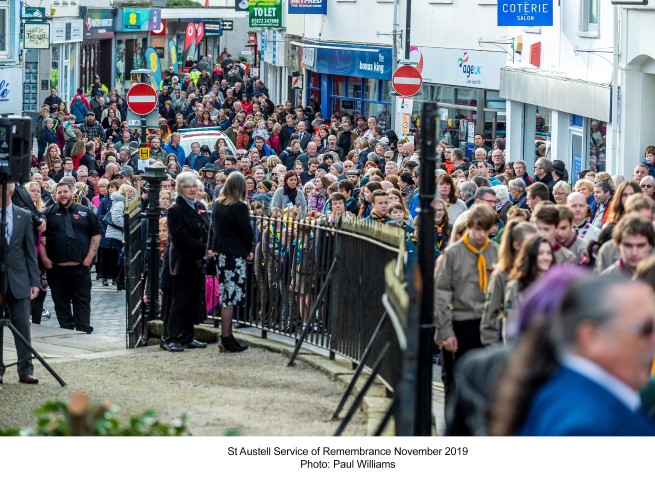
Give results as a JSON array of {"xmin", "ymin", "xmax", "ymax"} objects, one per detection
[{"xmin": 41, "ymin": 182, "xmax": 102, "ymax": 333}]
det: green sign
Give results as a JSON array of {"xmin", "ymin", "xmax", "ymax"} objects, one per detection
[{"xmin": 249, "ymin": 0, "xmax": 283, "ymax": 28}]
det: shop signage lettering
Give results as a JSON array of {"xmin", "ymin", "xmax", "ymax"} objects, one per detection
[
  {"xmin": 457, "ymin": 52, "xmax": 481, "ymax": 84},
  {"xmin": 0, "ymin": 80, "xmax": 11, "ymax": 102},
  {"xmin": 288, "ymin": 0, "xmax": 327, "ymax": 15},
  {"xmin": 359, "ymin": 61, "xmax": 385, "ymax": 74},
  {"xmin": 249, "ymin": 0, "xmax": 283, "ymax": 28},
  {"xmin": 498, "ymin": 0, "xmax": 553, "ymax": 26}
]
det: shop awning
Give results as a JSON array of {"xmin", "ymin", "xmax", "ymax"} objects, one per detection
[
  {"xmin": 160, "ymin": 8, "xmax": 248, "ymax": 19},
  {"xmin": 500, "ymin": 66, "xmax": 611, "ymax": 122},
  {"xmin": 293, "ymin": 41, "xmax": 393, "ymax": 81}
]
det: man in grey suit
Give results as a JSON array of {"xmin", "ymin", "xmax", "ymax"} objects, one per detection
[{"xmin": 0, "ymin": 181, "xmax": 41, "ymax": 384}]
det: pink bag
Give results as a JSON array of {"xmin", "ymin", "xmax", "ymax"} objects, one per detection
[{"xmin": 205, "ymin": 275, "xmax": 221, "ymax": 314}]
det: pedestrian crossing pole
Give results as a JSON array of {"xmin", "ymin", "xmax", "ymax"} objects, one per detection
[{"xmin": 416, "ymin": 101, "xmax": 436, "ymax": 434}]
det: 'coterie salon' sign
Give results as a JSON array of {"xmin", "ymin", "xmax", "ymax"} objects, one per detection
[{"xmin": 498, "ymin": 0, "xmax": 553, "ymax": 26}]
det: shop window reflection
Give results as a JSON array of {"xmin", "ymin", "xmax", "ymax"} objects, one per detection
[
  {"xmin": 333, "ymin": 75, "xmax": 345, "ymax": 96},
  {"xmin": 589, "ymin": 119, "xmax": 606, "ymax": 172},
  {"xmin": 535, "ymin": 108, "xmax": 552, "ymax": 160}
]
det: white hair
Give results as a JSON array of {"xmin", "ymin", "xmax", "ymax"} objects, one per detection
[{"xmin": 492, "ymin": 185, "xmax": 510, "ymax": 203}]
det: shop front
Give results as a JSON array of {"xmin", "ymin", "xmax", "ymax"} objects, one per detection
[
  {"xmin": 500, "ymin": 66, "xmax": 611, "ymax": 175},
  {"xmin": 408, "ymin": 46, "xmax": 507, "ymax": 155},
  {"xmin": 301, "ymin": 42, "xmax": 392, "ymax": 129},
  {"xmin": 46, "ymin": 18, "xmax": 83, "ymax": 105},
  {"xmin": 114, "ymin": 8, "xmax": 162, "ymax": 93},
  {"xmin": 80, "ymin": 8, "xmax": 115, "ymax": 94},
  {"xmin": 261, "ymin": 28, "xmax": 287, "ymax": 103}
]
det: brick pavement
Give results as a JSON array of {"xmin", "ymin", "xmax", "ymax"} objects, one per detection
[{"xmin": 41, "ymin": 276, "xmax": 126, "ymax": 339}]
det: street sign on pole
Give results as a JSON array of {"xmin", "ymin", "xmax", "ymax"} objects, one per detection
[
  {"xmin": 391, "ymin": 65, "xmax": 423, "ymax": 97},
  {"xmin": 126, "ymin": 83, "xmax": 158, "ymax": 116},
  {"xmin": 222, "ymin": 20, "xmax": 234, "ymax": 31}
]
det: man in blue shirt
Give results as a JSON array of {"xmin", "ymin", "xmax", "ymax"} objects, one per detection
[
  {"xmin": 184, "ymin": 142, "xmax": 207, "ymax": 171},
  {"xmin": 163, "ymin": 132, "xmax": 185, "ymax": 165}
]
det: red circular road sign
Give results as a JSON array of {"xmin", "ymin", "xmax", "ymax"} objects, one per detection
[
  {"xmin": 126, "ymin": 83, "xmax": 158, "ymax": 116},
  {"xmin": 391, "ymin": 65, "xmax": 423, "ymax": 97}
]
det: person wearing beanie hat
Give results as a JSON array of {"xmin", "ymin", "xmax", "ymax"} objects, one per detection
[
  {"xmin": 317, "ymin": 162, "xmax": 329, "ymax": 177},
  {"xmin": 253, "ymin": 180, "xmax": 275, "ymax": 214},
  {"xmin": 258, "ymin": 180, "xmax": 272, "ymax": 192},
  {"xmin": 330, "ymin": 162, "xmax": 344, "ymax": 179}
]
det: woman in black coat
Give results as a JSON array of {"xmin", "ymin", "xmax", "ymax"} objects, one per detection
[
  {"xmin": 162, "ymin": 171, "xmax": 211, "ymax": 352},
  {"xmin": 212, "ymin": 171, "xmax": 254, "ymax": 352}
]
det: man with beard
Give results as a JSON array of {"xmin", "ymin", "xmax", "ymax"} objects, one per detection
[{"xmin": 41, "ymin": 182, "xmax": 102, "ymax": 333}]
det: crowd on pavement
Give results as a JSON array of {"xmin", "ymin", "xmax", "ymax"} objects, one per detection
[{"xmin": 3, "ymin": 49, "xmax": 655, "ymax": 436}]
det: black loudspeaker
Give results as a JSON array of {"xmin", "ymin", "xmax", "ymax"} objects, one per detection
[{"xmin": 0, "ymin": 116, "xmax": 32, "ymax": 183}]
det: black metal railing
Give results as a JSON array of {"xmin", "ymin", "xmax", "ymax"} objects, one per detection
[{"xmin": 206, "ymin": 214, "xmax": 404, "ymax": 365}]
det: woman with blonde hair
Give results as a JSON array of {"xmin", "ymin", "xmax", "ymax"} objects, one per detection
[{"xmin": 212, "ymin": 172, "xmax": 254, "ymax": 352}]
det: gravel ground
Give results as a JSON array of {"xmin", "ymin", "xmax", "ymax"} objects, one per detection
[{"xmin": 0, "ymin": 345, "xmax": 367, "ymax": 436}]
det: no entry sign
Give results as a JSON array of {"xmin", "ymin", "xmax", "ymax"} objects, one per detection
[
  {"xmin": 392, "ymin": 65, "xmax": 423, "ymax": 97},
  {"xmin": 126, "ymin": 83, "xmax": 158, "ymax": 116}
]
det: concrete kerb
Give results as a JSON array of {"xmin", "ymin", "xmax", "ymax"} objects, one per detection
[{"xmin": 148, "ymin": 320, "xmax": 395, "ymax": 435}]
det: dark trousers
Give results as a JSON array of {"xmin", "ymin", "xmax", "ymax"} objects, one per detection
[
  {"xmin": 0, "ymin": 292, "xmax": 34, "ymax": 378},
  {"xmin": 30, "ymin": 289, "xmax": 47, "ymax": 324},
  {"xmin": 98, "ymin": 246, "xmax": 119, "ymax": 280},
  {"xmin": 46, "ymin": 264, "xmax": 92, "ymax": 330},
  {"xmin": 160, "ymin": 287, "xmax": 172, "ymax": 342},
  {"xmin": 168, "ymin": 273, "xmax": 203, "ymax": 344},
  {"xmin": 441, "ymin": 319, "xmax": 483, "ymax": 429}
]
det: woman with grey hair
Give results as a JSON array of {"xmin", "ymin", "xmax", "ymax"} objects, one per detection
[
  {"xmin": 492, "ymin": 185, "xmax": 512, "ymax": 224},
  {"xmin": 640, "ymin": 175, "xmax": 655, "ymax": 199},
  {"xmin": 458, "ymin": 180, "xmax": 477, "ymax": 208},
  {"xmin": 162, "ymin": 171, "xmax": 211, "ymax": 352},
  {"xmin": 552, "ymin": 180, "xmax": 572, "ymax": 205}
]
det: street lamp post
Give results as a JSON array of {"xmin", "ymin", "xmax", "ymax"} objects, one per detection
[{"xmin": 141, "ymin": 163, "xmax": 167, "ymax": 320}]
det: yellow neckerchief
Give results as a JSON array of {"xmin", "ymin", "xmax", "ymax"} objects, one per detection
[{"xmin": 461, "ymin": 232, "xmax": 490, "ymax": 293}]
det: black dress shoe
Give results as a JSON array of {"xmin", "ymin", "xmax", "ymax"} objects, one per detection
[
  {"xmin": 76, "ymin": 325, "xmax": 94, "ymax": 334},
  {"xmin": 162, "ymin": 341, "xmax": 184, "ymax": 352},
  {"xmin": 102, "ymin": 279, "xmax": 109, "ymax": 286},
  {"xmin": 182, "ymin": 339, "xmax": 207, "ymax": 349},
  {"xmin": 0, "ymin": 375, "xmax": 3, "ymax": 384},
  {"xmin": 19, "ymin": 375, "xmax": 39, "ymax": 384}
]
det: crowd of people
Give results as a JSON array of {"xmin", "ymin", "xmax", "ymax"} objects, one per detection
[{"xmin": 1, "ymin": 51, "xmax": 653, "ymax": 436}]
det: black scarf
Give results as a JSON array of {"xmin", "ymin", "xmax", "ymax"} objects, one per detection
[{"xmin": 284, "ymin": 184, "xmax": 297, "ymax": 204}]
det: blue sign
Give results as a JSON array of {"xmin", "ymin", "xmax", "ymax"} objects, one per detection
[
  {"xmin": 204, "ymin": 21, "xmax": 223, "ymax": 35},
  {"xmin": 288, "ymin": 0, "xmax": 327, "ymax": 15},
  {"xmin": 498, "ymin": 0, "xmax": 553, "ymax": 26},
  {"xmin": 309, "ymin": 43, "xmax": 392, "ymax": 81}
]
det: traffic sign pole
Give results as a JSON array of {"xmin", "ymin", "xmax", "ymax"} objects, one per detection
[{"xmin": 126, "ymin": 83, "xmax": 158, "ymax": 166}]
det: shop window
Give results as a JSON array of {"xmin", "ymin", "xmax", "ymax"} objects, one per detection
[
  {"xmin": 0, "ymin": 3, "xmax": 7, "ymax": 58},
  {"xmin": 363, "ymin": 102, "xmax": 391, "ymax": 131},
  {"xmin": 364, "ymin": 78, "xmax": 379, "ymax": 101},
  {"xmin": 535, "ymin": 107, "xmax": 552, "ymax": 159},
  {"xmin": 331, "ymin": 98, "xmax": 361, "ymax": 118},
  {"xmin": 310, "ymin": 72, "xmax": 320, "ymax": 89},
  {"xmin": 435, "ymin": 86, "xmax": 454, "ymax": 104},
  {"xmin": 588, "ymin": 119, "xmax": 606, "ymax": 172},
  {"xmin": 579, "ymin": 0, "xmax": 599, "ymax": 37},
  {"xmin": 347, "ymin": 77, "xmax": 362, "ymax": 98},
  {"xmin": 333, "ymin": 75, "xmax": 345, "ymax": 96},
  {"xmin": 456, "ymin": 88, "xmax": 477, "ymax": 107}
]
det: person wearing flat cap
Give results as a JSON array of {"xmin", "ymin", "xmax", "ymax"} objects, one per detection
[{"xmin": 79, "ymin": 111, "xmax": 105, "ymax": 142}]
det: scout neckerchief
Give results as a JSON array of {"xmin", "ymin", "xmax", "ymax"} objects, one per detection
[
  {"xmin": 435, "ymin": 221, "xmax": 448, "ymax": 251},
  {"xmin": 462, "ymin": 232, "xmax": 490, "ymax": 293},
  {"xmin": 370, "ymin": 211, "xmax": 388, "ymax": 223}
]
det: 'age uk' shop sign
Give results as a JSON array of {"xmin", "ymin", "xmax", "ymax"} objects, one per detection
[{"xmin": 498, "ymin": 0, "xmax": 553, "ymax": 27}]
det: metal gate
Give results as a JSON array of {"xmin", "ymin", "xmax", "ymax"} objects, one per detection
[{"xmin": 123, "ymin": 197, "xmax": 146, "ymax": 348}]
